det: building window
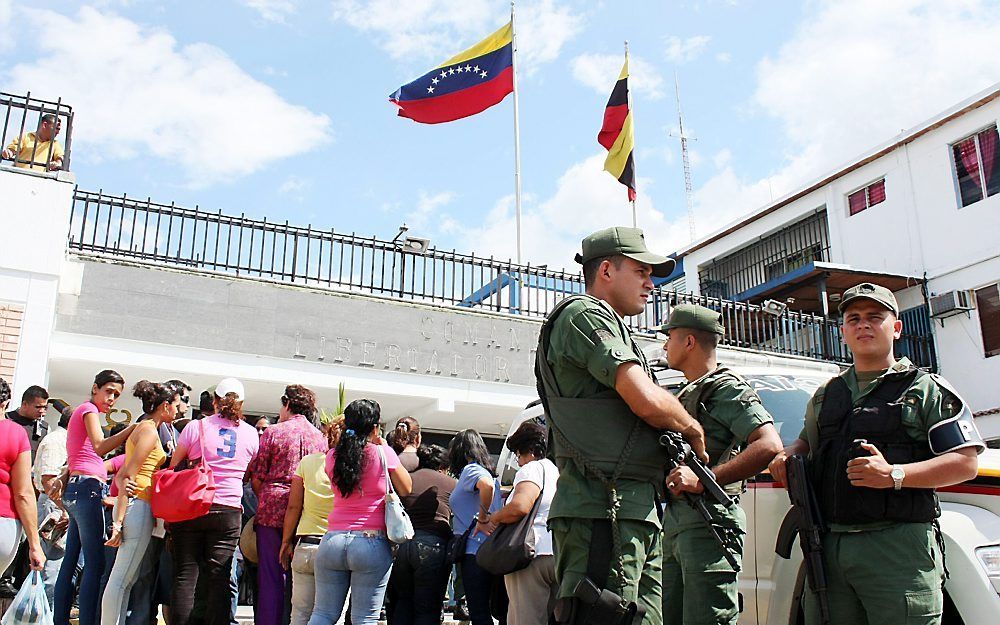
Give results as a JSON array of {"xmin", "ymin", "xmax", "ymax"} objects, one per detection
[
  {"xmin": 952, "ymin": 124, "xmax": 1000, "ymax": 207},
  {"xmin": 847, "ymin": 179, "xmax": 886, "ymax": 216},
  {"xmin": 976, "ymin": 283, "xmax": 1000, "ymax": 358}
]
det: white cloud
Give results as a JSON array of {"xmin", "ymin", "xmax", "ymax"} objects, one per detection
[
  {"xmin": 570, "ymin": 53, "xmax": 665, "ymax": 100},
  {"xmin": 715, "ymin": 51, "xmax": 731, "ymax": 64},
  {"xmin": 241, "ymin": 0, "xmax": 297, "ymax": 23},
  {"xmin": 3, "ymin": 7, "xmax": 332, "ymax": 187},
  {"xmin": 665, "ymin": 35, "xmax": 711, "ymax": 64},
  {"xmin": 407, "ymin": 190, "xmax": 455, "ymax": 230},
  {"xmin": 712, "ymin": 148, "xmax": 732, "ymax": 169},
  {"xmin": 278, "ymin": 175, "xmax": 311, "ymax": 199},
  {"xmin": 683, "ymin": 0, "xmax": 1000, "ymax": 246},
  {"xmin": 332, "ymin": 0, "xmax": 582, "ymax": 73}
]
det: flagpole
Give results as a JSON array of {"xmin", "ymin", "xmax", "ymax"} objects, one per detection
[
  {"xmin": 511, "ymin": 0, "xmax": 523, "ymax": 263},
  {"xmin": 625, "ymin": 40, "xmax": 637, "ymax": 228}
]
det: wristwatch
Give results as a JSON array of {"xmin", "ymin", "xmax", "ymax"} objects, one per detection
[{"xmin": 890, "ymin": 465, "xmax": 905, "ymax": 490}]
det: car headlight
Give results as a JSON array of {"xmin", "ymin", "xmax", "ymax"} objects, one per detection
[{"xmin": 975, "ymin": 545, "xmax": 1000, "ymax": 594}]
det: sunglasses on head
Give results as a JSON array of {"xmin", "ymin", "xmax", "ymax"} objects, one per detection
[{"xmin": 180, "ymin": 395, "xmax": 190, "ymax": 404}]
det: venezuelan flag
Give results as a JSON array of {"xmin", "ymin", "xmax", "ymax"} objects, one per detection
[
  {"xmin": 390, "ymin": 22, "xmax": 514, "ymax": 124},
  {"xmin": 599, "ymin": 57, "xmax": 636, "ymax": 201}
]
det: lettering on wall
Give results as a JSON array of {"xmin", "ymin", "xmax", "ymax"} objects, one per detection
[{"xmin": 289, "ymin": 315, "xmax": 536, "ymax": 384}]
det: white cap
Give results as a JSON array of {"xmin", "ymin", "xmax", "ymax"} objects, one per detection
[{"xmin": 215, "ymin": 378, "xmax": 245, "ymax": 401}]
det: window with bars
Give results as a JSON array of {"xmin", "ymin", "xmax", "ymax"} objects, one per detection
[
  {"xmin": 975, "ymin": 283, "xmax": 1000, "ymax": 358},
  {"xmin": 847, "ymin": 179, "xmax": 886, "ymax": 216},
  {"xmin": 952, "ymin": 124, "xmax": 1000, "ymax": 208}
]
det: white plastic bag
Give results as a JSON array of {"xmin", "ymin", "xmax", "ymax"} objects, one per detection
[{"xmin": 1, "ymin": 571, "xmax": 52, "ymax": 625}]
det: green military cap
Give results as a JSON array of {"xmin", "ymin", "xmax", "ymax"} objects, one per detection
[
  {"xmin": 574, "ymin": 227, "xmax": 676, "ymax": 278},
  {"xmin": 661, "ymin": 303, "xmax": 725, "ymax": 336},
  {"xmin": 837, "ymin": 282, "xmax": 899, "ymax": 316}
]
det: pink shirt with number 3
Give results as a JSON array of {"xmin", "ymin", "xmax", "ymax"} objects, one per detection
[{"xmin": 177, "ymin": 414, "xmax": 259, "ymax": 508}]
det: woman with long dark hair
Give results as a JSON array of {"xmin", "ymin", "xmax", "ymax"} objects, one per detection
[
  {"xmin": 447, "ymin": 429, "xmax": 502, "ymax": 625},
  {"xmin": 168, "ymin": 378, "xmax": 259, "ymax": 625},
  {"xmin": 307, "ymin": 399, "xmax": 412, "ymax": 625},
  {"xmin": 54, "ymin": 369, "xmax": 135, "ymax": 625},
  {"xmin": 100, "ymin": 381, "xmax": 179, "ymax": 625}
]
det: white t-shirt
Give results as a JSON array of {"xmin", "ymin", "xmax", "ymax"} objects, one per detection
[{"xmin": 511, "ymin": 458, "xmax": 558, "ymax": 556}]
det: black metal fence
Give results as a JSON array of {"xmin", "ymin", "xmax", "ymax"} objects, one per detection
[
  {"xmin": 698, "ymin": 210, "xmax": 831, "ymax": 299},
  {"xmin": 66, "ymin": 190, "xmax": 936, "ymax": 369},
  {"xmin": 1, "ymin": 92, "xmax": 73, "ymax": 172}
]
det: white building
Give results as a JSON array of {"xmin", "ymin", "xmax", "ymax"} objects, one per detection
[{"xmin": 671, "ymin": 82, "xmax": 1000, "ymax": 412}]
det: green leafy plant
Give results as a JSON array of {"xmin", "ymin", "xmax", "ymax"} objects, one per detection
[{"xmin": 319, "ymin": 382, "xmax": 347, "ymax": 425}]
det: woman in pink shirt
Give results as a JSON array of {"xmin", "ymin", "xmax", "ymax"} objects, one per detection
[
  {"xmin": 307, "ymin": 399, "xmax": 412, "ymax": 625},
  {"xmin": 168, "ymin": 378, "xmax": 259, "ymax": 625},
  {"xmin": 54, "ymin": 370, "xmax": 136, "ymax": 625},
  {"xmin": 0, "ymin": 377, "xmax": 45, "ymax": 576}
]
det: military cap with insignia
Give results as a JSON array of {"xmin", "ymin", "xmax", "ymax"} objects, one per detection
[
  {"xmin": 661, "ymin": 303, "xmax": 725, "ymax": 336},
  {"xmin": 838, "ymin": 282, "xmax": 899, "ymax": 316},
  {"xmin": 575, "ymin": 226, "xmax": 676, "ymax": 278}
]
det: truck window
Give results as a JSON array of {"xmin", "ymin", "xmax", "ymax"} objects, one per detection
[{"xmin": 745, "ymin": 375, "xmax": 824, "ymax": 447}]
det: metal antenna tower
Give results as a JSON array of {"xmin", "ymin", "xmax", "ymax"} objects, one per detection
[{"xmin": 673, "ymin": 72, "xmax": 696, "ymax": 242}]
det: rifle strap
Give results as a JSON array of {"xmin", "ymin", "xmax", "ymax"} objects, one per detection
[{"xmin": 586, "ymin": 519, "xmax": 614, "ymax": 590}]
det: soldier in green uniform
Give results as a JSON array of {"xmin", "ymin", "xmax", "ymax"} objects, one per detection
[
  {"xmin": 658, "ymin": 304, "xmax": 783, "ymax": 625},
  {"xmin": 537, "ymin": 227, "xmax": 708, "ymax": 625},
  {"xmin": 769, "ymin": 282, "xmax": 984, "ymax": 625}
]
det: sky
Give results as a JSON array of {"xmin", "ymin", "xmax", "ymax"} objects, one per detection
[{"xmin": 3, "ymin": 0, "xmax": 1000, "ymax": 273}]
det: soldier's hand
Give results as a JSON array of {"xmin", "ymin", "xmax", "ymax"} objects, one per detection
[
  {"xmin": 666, "ymin": 465, "xmax": 703, "ymax": 496},
  {"xmin": 768, "ymin": 450, "xmax": 790, "ymax": 485},
  {"xmin": 846, "ymin": 442, "xmax": 893, "ymax": 489},
  {"xmin": 682, "ymin": 425, "xmax": 710, "ymax": 464}
]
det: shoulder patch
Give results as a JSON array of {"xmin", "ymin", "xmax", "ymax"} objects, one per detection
[
  {"xmin": 590, "ymin": 328, "xmax": 615, "ymax": 344},
  {"xmin": 737, "ymin": 389, "xmax": 760, "ymax": 407}
]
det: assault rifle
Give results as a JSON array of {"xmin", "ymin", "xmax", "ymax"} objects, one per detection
[
  {"xmin": 775, "ymin": 454, "xmax": 830, "ymax": 625},
  {"xmin": 658, "ymin": 431, "xmax": 741, "ymax": 570}
]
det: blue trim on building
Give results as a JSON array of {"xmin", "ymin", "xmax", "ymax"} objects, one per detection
[{"xmin": 732, "ymin": 261, "xmax": 818, "ymax": 302}]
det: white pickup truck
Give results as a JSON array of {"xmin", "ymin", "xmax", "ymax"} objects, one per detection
[{"xmin": 498, "ymin": 345, "xmax": 1000, "ymax": 625}]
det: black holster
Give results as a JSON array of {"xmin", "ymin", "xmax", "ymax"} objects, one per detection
[{"xmin": 552, "ymin": 578, "xmax": 646, "ymax": 625}]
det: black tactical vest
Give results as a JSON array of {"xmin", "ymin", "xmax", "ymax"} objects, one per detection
[{"xmin": 812, "ymin": 368, "xmax": 939, "ymax": 525}]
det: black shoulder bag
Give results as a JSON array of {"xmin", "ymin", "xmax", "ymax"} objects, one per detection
[{"xmin": 476, "ymin": 464, "xmax": 547, "ymax": 575}]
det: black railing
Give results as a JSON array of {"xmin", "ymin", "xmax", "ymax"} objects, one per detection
[
  {"xmin": 66, "ymin": 190, "xmax": 936, "ymax": 369},
  {"xmin": 698, "ymin": 210, "xmax": 831, "ymax": 298},
  {"xmin": 1, "ymin": 92, "xmax": 73, "ymax": 172}
]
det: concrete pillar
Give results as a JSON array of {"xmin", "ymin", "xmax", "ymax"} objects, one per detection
[{"xmin": 0, "ymin": 168, "xmax": 75, "ymax": 398}]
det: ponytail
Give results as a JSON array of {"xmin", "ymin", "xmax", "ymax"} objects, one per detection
[
  {"xmin": 216, "ymin": 393, "xmax": 243, "ymax": 424},
  {"xmin": 132, "ymin": 380, "xmax": 175, "ymax": 414},
  {"xmin": 332, "ymin": 399, "xmax": 381, "ymax": 498}
]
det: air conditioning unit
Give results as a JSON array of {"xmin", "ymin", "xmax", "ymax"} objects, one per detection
[{"xmin": 929, "ymin": 290, "xmax": 973, "ymax": 319}]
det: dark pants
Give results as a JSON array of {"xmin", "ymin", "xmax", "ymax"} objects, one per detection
[
  {"xmin": 55, "ymin": 477, "xmax": 109, "ymax": 625},
  {"xmin": 387, "ymin": 531, "xmax": 450, "ymax": 625},
  {"xmin": 169, "ymin": 505, "xmax": 241, "ymax": 625},
  {"xmin": 460, "ymin": 554, "xmax": 495, "ymax": 625}
]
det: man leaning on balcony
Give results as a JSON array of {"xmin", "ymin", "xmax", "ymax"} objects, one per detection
[
  {"xmin": 2, "ymin": 114, "xmax": 63, "ymax": 172},
  {"xmin": 769, "ymin": 282, "xmax": 985, "ymax": 625}
]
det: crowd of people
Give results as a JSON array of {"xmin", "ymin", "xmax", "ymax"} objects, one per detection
[{"xmin": 0, "ymin": 371, "xmax": 559, "ymax": 625}]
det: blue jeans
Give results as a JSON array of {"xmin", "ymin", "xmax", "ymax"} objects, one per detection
[
  {"xmin": 56, "ymin": 477, "xmax": 109, "ymax": 625},
  {"xmin": 102, "ymin": 499, "xmax": 154, "ymax": 625},
  {"xmin": 307, "ymin": 530, "xmax": 393, "ymax": 625},
  {"xmin": 387, "ymin": 531, "xmax": 450, "ymax": 625},
  {"xmin": 460, "ymin": 554, "xmax": 496, "ymax": 625},
  {"xmin": 125, "ymin": 534, "xmax": 161, "ymax": 625}
]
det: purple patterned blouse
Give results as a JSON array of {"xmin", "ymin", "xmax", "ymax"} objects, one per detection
[{"xmin": 249, "ymin": 415, "xmax": 327, "ymax": 527}]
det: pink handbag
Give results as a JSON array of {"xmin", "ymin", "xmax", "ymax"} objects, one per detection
[{"xmin": 151, "ymin": 419, "xmax": 216, "ymax": 523}]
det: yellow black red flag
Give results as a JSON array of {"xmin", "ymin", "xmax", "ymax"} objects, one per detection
[{"xmin": 598, "ymin": 57, "xmax": 636, "ymax": 201}]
